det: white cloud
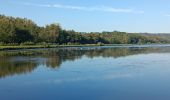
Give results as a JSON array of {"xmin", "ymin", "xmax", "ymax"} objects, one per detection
[{"xmin": 22, "ymin": 2, "xmax": 144, "ymax": 14}]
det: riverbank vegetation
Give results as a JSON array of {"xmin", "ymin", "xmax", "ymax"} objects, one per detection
[{"xmin": 1, "ymin": 14, "xmax": 170, "ymax": 47}]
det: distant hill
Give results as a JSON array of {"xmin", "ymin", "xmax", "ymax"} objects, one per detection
[{"xmin": 141, "ymin": 33, "xmax": 170, "ymax": 43}]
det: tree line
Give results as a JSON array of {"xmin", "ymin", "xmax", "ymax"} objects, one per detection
[{"xmin": 0, "ymin": 14, "xmax": 169, "ymax": 45}]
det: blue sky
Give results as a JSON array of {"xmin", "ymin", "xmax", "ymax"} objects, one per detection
[{"xmin": 1, "ymin": 0, "xmax": 170, "ymax": 33}]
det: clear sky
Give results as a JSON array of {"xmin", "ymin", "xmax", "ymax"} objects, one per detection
[{"xmin": 1, "ymin": 0, "xmax": 170, "ymax": 33}]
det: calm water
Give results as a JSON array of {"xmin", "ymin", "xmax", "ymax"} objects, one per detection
[{"xmin": 1, "ymin": 45, "xmax": 170, "ymax": 100}]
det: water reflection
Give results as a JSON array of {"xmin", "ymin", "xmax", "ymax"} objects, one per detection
[{"xmin": 0, "ymin": 46, "xmax": 170, "ymax": 78}]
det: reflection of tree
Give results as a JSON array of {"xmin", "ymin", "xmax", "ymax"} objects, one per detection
[
  {"xmin": 0, "ymin": 57, "xmax": 37, "ymax": 78},
  {"xmin": 45, "ymin": 56, "xmax": 62, "ymax": 69},
  {"xmin": 0, "ymin": 46, "xmax": 170, "ymax": 78},
  {"xmin": 44, "ymin": 49, "xmax": 83, "ymax": 69}
]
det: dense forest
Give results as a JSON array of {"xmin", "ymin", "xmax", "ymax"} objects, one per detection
[{"xmin": 0, "ymin": 14, "xmax": 170, "ymax": 45}]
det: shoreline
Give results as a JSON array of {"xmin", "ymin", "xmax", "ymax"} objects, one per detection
[{"xmin": 0, "ymin": 44, "xmax": 170, "ymax": 51}]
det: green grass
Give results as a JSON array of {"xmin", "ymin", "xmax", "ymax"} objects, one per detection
[
  {"xmin": 0, "ymin": 43, "xmax": 162, "ymax": 51},
  {"xmin": 0, "ymin": 45, "xmax": 58, "ymax": 50},
  {"xmin": 0, "ymin": 44, "xmax": 121, "ymax": 50}
]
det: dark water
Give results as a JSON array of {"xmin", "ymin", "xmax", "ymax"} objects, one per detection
[{"xmin": 1, "ymin": 45, "xmax": 170, "ymax": 100}]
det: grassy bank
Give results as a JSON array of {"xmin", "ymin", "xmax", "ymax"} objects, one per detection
[
  {"xmin": 0, "ymin": 43, "xmax": 167, "ymax": 51},
  {"xmin": 0, "ymin": 44, "xmax": 132, "ymax": 50},
  {"xmin": 0, "ymin": 45, "xmax": 57, "ymax": 50}
]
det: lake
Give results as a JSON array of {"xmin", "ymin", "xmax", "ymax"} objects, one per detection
[{"xmin": 1, "ymin": 45, "xmax": 170, "ymax": 100}]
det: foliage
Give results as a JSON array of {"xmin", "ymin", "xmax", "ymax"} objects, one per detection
[{"xmin": 0, "ymin": 14, "xmax": 169, "ymax": 45}]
